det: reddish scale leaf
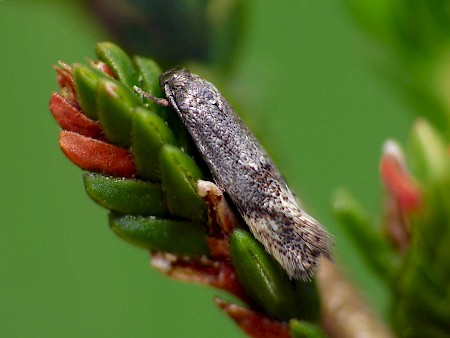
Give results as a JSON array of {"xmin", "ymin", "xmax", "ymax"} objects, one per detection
[
  {"xmin": 214, "ymin": 298, "xmax": 290, "ymax": 338},
  {"xmin": 198, "ymin": 180, "xmax": 241, "ymax": 235},
  {"xmin": 198, "ymin": 180, "xmax": 242, "ymax": 259},
  {"xmin": 151, "ymin": 252, "xmax": 248, "ymax": 301},
  {"xmin": 59, "ymin": 130, "xmax": 135, "ymax": 177},
  {"xmin": 210, "ymin": 260, "xmax": 247, "ymax": 300},
  {"xmin": 385, "ymin": 194, "xmax": 411, "ymax": 252},
  {"xmin": 54, "ymin": 64, "xmax": 79, "ymax": 108},
  {"xmin": 380, "ymin": 156, "xmax": 422, "ymax": 212},
  {"xmin": 54, "ymin": 63, "xmax": 74, "ymax": 91},
  {"xmin": 91, "ymin": 61, "xmax": 116, "ymax": 78},
  {"xmin": 50, "ymin": 93, "xmax": 105, "ymax": 140},
  {"xmin": 207, "ymin": 237, "xmax": 231, "ymax": 259}
]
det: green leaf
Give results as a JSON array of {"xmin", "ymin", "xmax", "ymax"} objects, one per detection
[
  {"xmin": 96, "ymin": 42, "xmax": 138, "ymax": 89},
  {"xmin": 109, "ymin": 212, "xmax": 209, "ymax": 255},
  {"xmin": 131, "ymin": 107, "xmax": 177, "ymax": 181},
  {"xmin": 133, "ymin": 56, "xmax": 168, "ymax": 119},
  {"xmin": 400, "ymin": 263, "xmax": 450, "ymax": 332},
  {"xmin": 230, "ymin": 229, "xmax": 303, "ymax": 321},
  {"xmin": 97, "ymin": 78, "xmax": 141, "ymax": 147},
  {"xmin": 159, "ymin": 144, "xmax": 205, "ymax": 221},
  {"xmin": 83, "ymin": 173, "xmax": 166, "ymax": 216},
  {"xmin": 332, "ymin": 189, "xmax": 398, "ymax": 279},
  {"xmin": 409, "ymin": 119, "xmax": 450, "ymax": 184},
  {"xmin": 72, "ymin": 63, "xmax": 112, "ymax": 119},
  {"xmin": 393, "ymin": 297, "xmax": 450, "ymax": 338},
  {"xmin": 132, "ymin": 56, "xmax": 195, "ymax": 153},
  {"xmin": 292, "ymin": 279, "xmax": 321, "ymax": 323},
  {"xmin": 289, "ymin": 320, "xmax": 327, "ymax": 338}
]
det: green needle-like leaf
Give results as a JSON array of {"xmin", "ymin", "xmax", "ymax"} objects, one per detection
[
  {"xmin": 332, "ymin": 189, "xmax": 398, "ymax": 279},
  {"xmin": 72, "ymin": 63, "xmax": 112, "ymax": 119},
  {"xmin": 109, "ymin": 212, "xmax": 209, "ymax": 255},
  {"xmin": 134, "ymin": 55, "xmax": 167, "ymax": 118},
  {"xmin": 84, "ymin": 173, "xmax": 166, "ymax": 216},
  {"xmin": 159, "ymin": 144, "xmax": 205, "ymax": 221},
  {"xmin": 97, "ymin": 78, "xmax": 141, "ymax": 147},
  {"xmin": 290, "ymin": 319, "xmax": 327, "ymax": 338},
  {"xmin": 96, "ymin": 42, "xmax": 138, "ymax": 89},
  {"xmin": 230, "ymin": 229, "xmax": 302, "ymax": 321},
  {"xmin": 409, "ymin": 119, "xmax": 450, "ymax": 184},
  {"xmin": 131, "ymin": 107, "xmax": 177, "ymax": 181},
  {"xmin": 292, "ymin": 279, "xmax": 320, "ymax": 323}
]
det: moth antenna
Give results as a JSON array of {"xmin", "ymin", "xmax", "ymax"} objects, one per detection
[{"xmin": 133, "ymin": 86, "xmax": 170, "ymax": 106}]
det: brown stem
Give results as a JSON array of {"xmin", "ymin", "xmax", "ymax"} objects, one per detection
[{"xmin": 317, "ymin": 258, "xmax": 395, "ymax": 338}]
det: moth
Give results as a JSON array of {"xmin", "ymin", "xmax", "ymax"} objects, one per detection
[{"xmin": 135, "ymin": 68, "xmax": 332, "ymax": 280}]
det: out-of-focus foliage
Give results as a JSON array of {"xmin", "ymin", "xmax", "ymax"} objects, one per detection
[
  {"xmin": 343, "ymin": 0, "xmax": 450, "ymax": 140},
  {"xmin": 340, "ymin": 4, "xmax": 450, "ymax": 336},
  {"xmin": 84, "ymin": 0, "xmax": 244, "ymax": 71},
  {"xmin": 333, "ymin": 120, "xmax": 450, "ymax": 337}
]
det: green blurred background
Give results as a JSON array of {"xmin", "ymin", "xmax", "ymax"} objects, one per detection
[{"xmin": 0, "ymin": 1, "xmax": 412, "ymax": 337}]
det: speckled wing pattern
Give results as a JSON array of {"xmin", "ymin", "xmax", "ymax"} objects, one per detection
[{"xmin": 160, "ymin": 68, "xmax": 332, "ymax": 280}]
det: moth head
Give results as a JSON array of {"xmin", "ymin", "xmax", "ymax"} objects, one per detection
[{"xmin": 159, "ymin": 67, "xmax": 192, "ymax": 90}]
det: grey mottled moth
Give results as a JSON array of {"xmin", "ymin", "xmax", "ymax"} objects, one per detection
[{"xmin": 135, "ymin": 68, "xmax": 332, "ymax": 280}]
